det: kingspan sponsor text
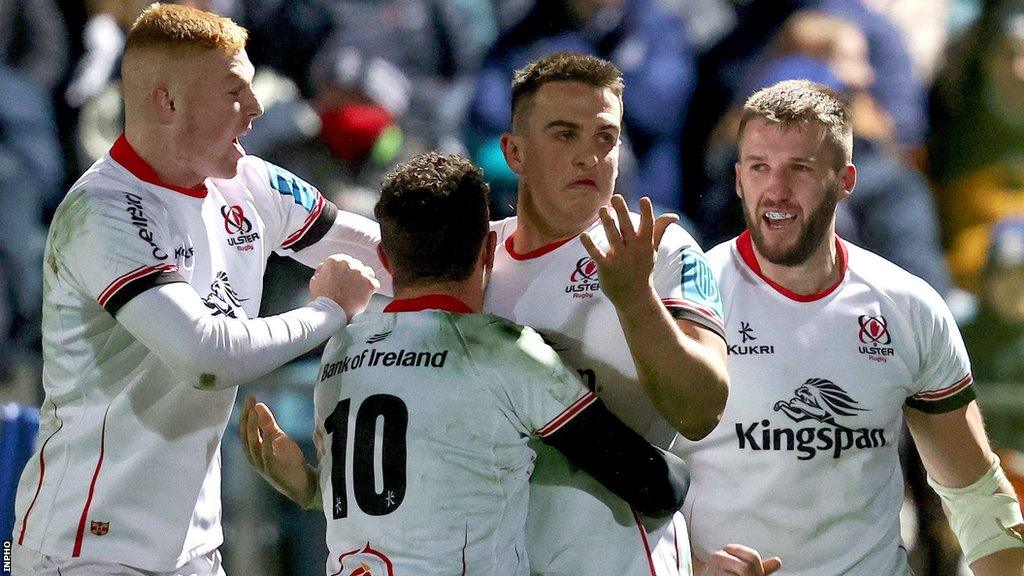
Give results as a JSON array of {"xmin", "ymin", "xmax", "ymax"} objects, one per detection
[
  {"xmin": 321, "ymin": 348, "xmax": 449, "ymax": 380},
  {"xmin": 735, "ymin": 420, "xmax": 887, "ymax": 460}
]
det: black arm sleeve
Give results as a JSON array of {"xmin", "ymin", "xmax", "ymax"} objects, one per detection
[{"xmin": 540, "ymin": 399, "xmax": 690, "ymax": 518}]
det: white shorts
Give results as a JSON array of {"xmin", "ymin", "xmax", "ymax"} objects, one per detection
[{"xmin": 11, "ymin": 544, "xmax": 226, "ymax": 576}]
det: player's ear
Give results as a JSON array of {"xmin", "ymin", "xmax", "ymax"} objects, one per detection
[
  {"xmin": 734, "ymin": 163, "xmax": 743, "ymax": 199},
  {"xmin": 376, "ymin": 244, "xmax": 393, "ymax": 274},
  {"xmin": 838, "ymin": 163, "xmax": 856, "ymax": 201},
  {"xmin": 152, "ymin": 84, "xmax": 175, "ymax": 124},
  {"xmin": 483, "ymin": 231, "xmax": 497, "ymax": 271},
  {"xmin": 500, "ymin": 133, "xmax": 524, "ymax": 175}
]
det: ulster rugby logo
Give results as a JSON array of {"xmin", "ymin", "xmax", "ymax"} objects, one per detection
[
  {"xmin": 734, "ymin": 378, "xmax": 886, "ymax": 460},
  {"xmin": 222, "ymin": 205, "xmax": 253, "ymax": 234},
  {"xmin": 858, "ymin": 315, "xmax": 891, "ymax": 345},
  {"xmin": 857, "ymin": 315, "xmax": 894, "ymax": 361},
  {"xmin": 222, "ymin": 204, "xmax": 260, "ymax": 251},
  {"xmin": 566, "ymin": 257, "xmax": 600, "ymax": 299}
]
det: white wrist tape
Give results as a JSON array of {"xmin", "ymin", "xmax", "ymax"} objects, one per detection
[{"xmin": 928, "ymin": 455, "xmax": 1024, "ymax": 565}]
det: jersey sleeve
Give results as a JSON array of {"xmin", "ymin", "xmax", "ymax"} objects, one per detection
[
  {"xmin": 239, "ymin": 157, "xmax": 341, "ymax": 255},
  {"xmin": 486, "ymin": 320, "xmax": 597, "ymax": 438},
  {"xmin": 904, "ymin": 281, "xmax": 976, "ymax": 414},
  {"xmin": 53, "ymin": 189, "xmax": 185, "ymax": 316},
  {"xmin": 653, "ymin": 223, "xmax": 726, "ymax": 340}
]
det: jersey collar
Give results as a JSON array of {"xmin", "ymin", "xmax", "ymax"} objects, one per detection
[
  {"xmin": 109, "ymin": 133, "xmax": 208, "ymax": 199},
  {"xmin": 736, "ymin": 230, "xmax": 847, "ymax": 302},
  {"xmin": 383, "ymin": 294, "xmax": 473, "ymax": 313},
  {"xmin": 504, "ymin": 230, "xmax": 576, "ymax": 261}
]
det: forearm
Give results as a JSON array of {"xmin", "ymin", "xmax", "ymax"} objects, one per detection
[
  {"xmin": 542, "ymin": 399, "xmax": 690, "ymax": 518},
  {"xmin": 119, "ymin": 283, "xmax": 346, "ymax": 389},
  {"xmin": 614, "ymin": 286, "xmax": 728, "ymax": 439}
]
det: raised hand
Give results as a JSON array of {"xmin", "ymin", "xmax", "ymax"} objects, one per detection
[
  {"xmin": 579, "ymin": 195, "xmax": 678, "ymax": 307},
  {"xmin": 309, "ymin": 254, "xmax": 380, "ymax": 322},
  {"xmin": 240, "ymin": 395, "xmax": 319, "ymax": 508},
  {"xmin": 695, "ymin": 544, "xmax": 782, "ymax": 576}
]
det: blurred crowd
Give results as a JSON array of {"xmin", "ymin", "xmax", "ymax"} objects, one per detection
[{"xmin": 3, "ymin": 0, "xmax": 1024, "ymax": 573}]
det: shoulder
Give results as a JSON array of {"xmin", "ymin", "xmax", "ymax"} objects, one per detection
[
  {"xmin": 844, "ymin": 241, "xmax": 947, "ymax": 315},
  {"xmin": 706, "ymin": 237, "xmax": 738, "ymax": 275},
  {"xmin": 656, "ymin": 220, "xmax": 702, "ymax": 256},
  {"xmin": 457, "ymin": 314, "xmax": 563, "ymax": 368},
  {"xmin": 228, "ymin": 155, "xmax": 321, "ymax": 208},
  {"xmin": 490, "ymin": 216, "xmax": 518, "ymax": 242}
]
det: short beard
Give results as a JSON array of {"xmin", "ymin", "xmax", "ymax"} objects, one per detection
[{"xmin": 741, "ymin": 181, "xmax": 839, "ymax": 267}]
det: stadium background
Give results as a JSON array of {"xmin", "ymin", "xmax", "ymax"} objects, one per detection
[{"xmin": 1, "ymin": 0, "xmax": 1023, "ymax": 574}]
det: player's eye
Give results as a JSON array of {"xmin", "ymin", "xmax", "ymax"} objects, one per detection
[{"xmin": 555, "ymin": 131, "xmax": 576, "ymax": 142}]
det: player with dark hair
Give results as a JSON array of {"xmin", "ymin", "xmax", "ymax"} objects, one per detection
[
  {"xmin": 245, "ymin": 51, "xmax": 728, "ymax": 575},
  {"xmin": 241, "ymin": 152, "xmax": 690, "ymax": 575},
  {"xmin": 489, "ymin": 51, "xmax": 729, "ymax": 575},
  {"xmin": 12, "ymin": 4, "xmax": 386, "ymax": 575},
  {"xmin": 672, "ymin": 80, "xmax": 1024, "ymax": 576}
]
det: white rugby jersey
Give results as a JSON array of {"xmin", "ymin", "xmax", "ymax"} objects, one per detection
[
  {"xmin": 314, "ymin": 295, "xmax": 595, "ymax": 576},
  {"xmin": 14, "ymin": 135, "xmax": 381, "ymax": 571},
  {"xmin": 484, "ymin": 216, "xmax": 725, "ymax": 576},
  {"xmin": 672, "ymin": 232, "xmax": 975, "ymax": 576}
]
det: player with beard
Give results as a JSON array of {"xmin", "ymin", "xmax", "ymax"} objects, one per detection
[{"xmin": 671, "ymin": 80, "xmax": 1024, "ymax": 576}]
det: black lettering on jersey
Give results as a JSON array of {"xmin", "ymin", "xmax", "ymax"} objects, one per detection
[
  {"xmin": 325, "ymin": 395, "xmax": 408, "ymax": 519},
  {"xmin": 735, "ymin": 420, "xmax": 886, "ymax": 460},
  {"xmin": 124, "ymin": 193, "xmax": 168, "ymax": 260}
]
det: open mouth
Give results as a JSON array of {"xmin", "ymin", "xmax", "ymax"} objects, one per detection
[{"xmin": 763, "ymin": 211, "xmax": 797, "ymax": 229}]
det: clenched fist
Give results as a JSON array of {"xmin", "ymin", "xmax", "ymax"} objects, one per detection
[{"xmin": 309, "ymin": 254, "xmax": 380, "ymax": 322}]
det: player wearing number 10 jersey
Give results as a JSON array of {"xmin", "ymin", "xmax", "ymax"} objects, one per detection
[{"xmin": 245, "ymin": 153, "xmax": 690, "ymax": 575}]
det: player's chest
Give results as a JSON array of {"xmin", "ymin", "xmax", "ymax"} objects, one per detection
[
  {"xmin": 719, "ymin": 295, "xmax": 916, "ymax": 428},
  {"xmin": 165, "ymin": 194, "xmax": 268, "ymax": 318}
]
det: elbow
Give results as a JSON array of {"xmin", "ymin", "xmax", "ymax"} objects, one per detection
[
  {"xmin": 677, "ymin": 372, "xmax": 729, "ymax": 441},
  {"xmin": 169, "ymin": 346, "xmax": 240, "ymax": 391}
]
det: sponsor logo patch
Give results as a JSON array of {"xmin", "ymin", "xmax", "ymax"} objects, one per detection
[
  {"xmin": 203, "ymin": 271, "xmax": 248, "ymax": 317},
  {"xmin": 734, "ymin": 378, "xmax": 886, "ymax": 460}
]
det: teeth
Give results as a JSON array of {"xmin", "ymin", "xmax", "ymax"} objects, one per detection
[{"xmin": 765, "ymin": 212, "xmax": 794, "ymax": 220}]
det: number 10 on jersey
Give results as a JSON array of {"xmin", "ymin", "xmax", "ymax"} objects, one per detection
[{"xmin": 324, "ymin": 394, "xmax": 409, "ymax": 519}]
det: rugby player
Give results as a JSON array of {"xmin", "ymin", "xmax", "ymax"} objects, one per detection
[
  {"xmin": 246, "ymin": 53, "xmax": 730, "ymax": 575},
  {"xmin": 242, "ymin": 151, "xmax": 691, "ymax": 575},
  {"xmin": 671, "ymin": 80, "xmax": 1024, "ymax": 576},
  {"xmin": 12, "ymin": 4, "xmax": 386, "ymax": 575}
]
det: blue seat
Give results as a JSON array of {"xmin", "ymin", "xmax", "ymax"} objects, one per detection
[{"xmin": 1, "ymin": 403, "xmax": 39, "ymax": 542}]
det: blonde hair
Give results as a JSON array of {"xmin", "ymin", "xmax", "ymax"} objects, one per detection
[
  {"xmin": 125, "ymin": 3, "xmax": 247, "ymax": 54},
  {"xmin": 738, "ymin": 79, "xmax": 853, "ymax": 167}
]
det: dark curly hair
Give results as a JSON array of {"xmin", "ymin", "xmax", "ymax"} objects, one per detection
[{"xmin": 374, "ymin": 152, "xmax": 490, "ymax": 288}]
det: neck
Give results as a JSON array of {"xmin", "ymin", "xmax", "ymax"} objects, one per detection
[
  {"xmin": 392, "ymin": 279, "xmax": 484, "ymax": 313},
  {"xmin": 513, "ymin": 189, "xmax": 594, "ymax": 254},
  {"xmin": 124, "ymin": 125, "xmax": 204, "ymax": 189},
  {"xmin": 753, "ymin": 231, "xmax": 843, "ymax": 296}
]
